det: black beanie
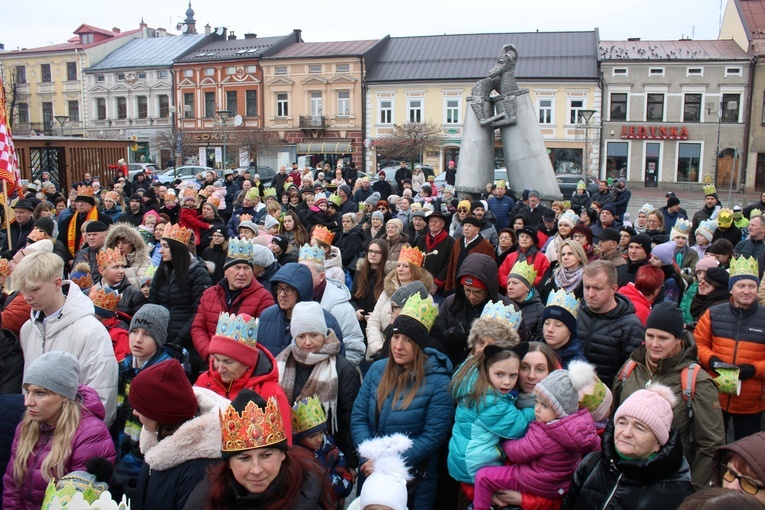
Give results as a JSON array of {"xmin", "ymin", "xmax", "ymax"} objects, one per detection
[
  {"xmin": 630, "ymin": 234, "xmax": 652, "ymax": 257},
  {"xmin": 33, "ymin": 217, "xmax": 55, "ymax": 237},
  {"xmin": 645, "ymin": 301, "xmax": 684, "ymax": 338},
  {"xmin": 391, "ymin": 315, "xmax": 429, "ymax": 351},
  {"xmin": 704, "ymin": 267, "xmax": 730, "ymax": 289}
]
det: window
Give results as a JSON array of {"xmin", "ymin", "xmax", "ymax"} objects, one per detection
[
  {"xmin": 612, "ymin": 68, "xmax": 628, "ymax": 77},
  {"xmin": 610, "ymin": 93, "xmax": 627, "ymax": 121},
  {"xmin": 649, "ymin": 67, "xmax": 665, "ymax": 77},
  {"xmin": 159, "ymin": 71, "xmax": 168, "ymax": 79},
  {"xmin": 683, "ymin": 94, "xmax": 702, "ymax": 122},
  {"xmin": 336, "ymin": 63, "xmax": 349, "ymax": 73},
  {"xmin": 687, "ymin": 67, "xmax": 703, "ymax": 77},
  {"xmin": 408, "ymin": 99, "xmax": 422, "ymax": 123},
  {"xmin": 569, "ymin": 99, "xmax": 584, "ymax": 124},
  {"xmin": 725, "ymin": 67, "xmax": 742, "ymax": 77},
  {"xmin": 80, "ymin": 33, "xmax": 93, "ymax": 44},
  {"xmin": 204, "ymin": 92, "xmax": 215, "ymax": 118},
  {"xmin": 762, "ymin": 92, "xmax": 765, "ymax": 125},
  {"xmin": 721, "ymin": 94, "xmax": 740, "ymax": 123},
  {"xmin": 15, "ymin": 66, "xmax": 26, "ymax": 84},
  {"xmin": 116, "ymin": 97, "xmax": 127, "ymax": 119},
  {"xmin": 246, "ymin": 65, "xmax": 256, "ymax": 73},
  {"xmin": 204, "ymin": 68, "xmax": 215, "ymax": 76},
  {"xmin": 96, "ymin": 75, "xmax": 105, "ymax": 82},
  {"xmin": 445, "ymin": 99, "xmax": 460, "ymax": 124},
  {"xmin": 226, "ymin": 91, "xmax": 237, "ymax": 116},
  {"xmin": 310, "ymin": 91, "xmax": 322, "ymax": 116},
  {"xmin": 42, "ymin": 102, "xmax": 53, "ymax": 131},
  {"xmin": 605, "ymin": 142, "xmax": 629, "ymax": 180},
  {"xmin": 184, "ymin": 69, "xmax": 193, "ymax": 77},
  {"xmin": 117, "ymin": 73, "xmax": 125, "ymax": 81},
  {"xmin": 245, "ymin": 90, "xmax": 257, "ymax": 117},
  {"xmin": 677, "ymin": 143, "xmax": 701, "ymax": 182},
  {"xmin": 308, "ymin": 65, "xmax": 321, "ymax": 74},
  {"xmin": 18, "ymin": 102, "xmax": 29, "ymax": 124},
  {"xmin": 276, "ymin": 93, "xmax": 288, "ymax": 117},
  {"xmin": 96, "ymin": 98, "xmax": 106, "ymax": 120},
  {"xmin": 136, "ymin": 96, "xmax": 148, "ymax": 119},
  {"xmin": 275, "ymin": 66, "xmax": 287, "ymax": 75},
  {"xmin": 379, "ymin": 99, "xmax": 392, "ymax": 124},
  {"xmin": 646, "ymin": 93, "xmax": 664, "ymax": 121},
  {"xmin": 183, "ymin": 93, "xmax": 194, "ymax": 118},
  {"xmin": 68, "ymin": 100, "xmax": 79, "ymax": 122},
  {"xmin": 337, "ymin": 91, "xmax": 350, "ymax": 116},
  {"xmin": 137, "ymin": 72, "xmax": 146, "ymax": 79},
  {"xmin": 40, "ymin": 64, "xmax": 51, "ymax": 82},
  {"xmin": 226, "ymin": 66, "xmax": 236, "ymax": 75},
  {"xmin": 159, "ymin": 95, "xmax": 170, "ymax": 118},
  {"xmin": 538, "ymin": 99, "xmax": 552, "ymax": 124}
]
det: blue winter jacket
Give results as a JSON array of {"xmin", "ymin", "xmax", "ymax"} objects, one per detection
[
  {"xmin": 487, "ymin": 195, "xmax": 515, "ymax": 231},
  {"xmin": 554, "ymin": 335, "xmax": 588, "ymax": 369},
  {"xmin": 351, "ymin": 348, "xmax": 455, "ymax": 510},
  {"xmin": 257, "ymin": 263, "xmax": 345, "ymax": 358}
]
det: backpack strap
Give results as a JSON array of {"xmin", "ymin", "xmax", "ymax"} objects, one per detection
[
  {"xmin": 681, "ymin": 362, "xmax": 700, "ymax": 443},
  {"xmin": 618, "ymin": 360, "xmax": 638, "ymax": 384}
]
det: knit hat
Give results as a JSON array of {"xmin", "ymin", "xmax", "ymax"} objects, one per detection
[
  {"xmin": 578, "ymin": 376, "xmax": 613, "ymax": 423},
  {"xmin": 391, "ymin": 294, "xmax": 438, "ymax": 350},
  {"xmin": 460, "ymin": 274, "xmax": 488, "ymax": 291},
  {"xmin": 23, "ymin": 351, "xmax": 80, "ymax": 400},
  {"xmin": 365, "ymin": 192, "xmax": 382, "ymax": 208},
  {"xmin": 357, "ymin": 434, "xmax": 413, "ymax": 510},
  {"xmin": 386, "ymin": 218, "xmax": 404, "ymax": 235},
  {"xmin": 458, "ymin": 199, "xmax": 471, "ymax": 211},
  {"xmin": 251, "ymin": 244, "xmax": 275, "ymax": 268},
  {"xmin": 521, "ymin": 189, "xmax": 530, "ymax": 201},
  {"xmin": 372, "ymin": 210, "xmax": 385, "ymax": 222},
  {"xmin": 704, "ymin": 267, "xmax": 730, "ymax": 288},
  {"xmin": 128, "ymin": 359, "xmax": 198, "ymax": 425},
  {"xmin": 528, "ymin": 190, "xmax": 541, "ymax": 199},
  {"xmin": 338, "ymin": 184, "xmax": 351, "ymax": 197},
  {"xmin": 695, "ymin": 219, "xmax": 718, "ymax": 243},
  {"xmin": 601, "ymin": 203, "xmax": 616, "ymax": 216},
  {"xmin": 390, "ymin": 281, "xmax": 429, "ymax": 307},
  {"xmin": 290, "ymin": 301, "xmax": 329, "ymax": 338},
  {"xmin": 532, "ymin": 360, "xmax": 596, "ymax": 418},
  {"xmin": 33, "ymin": 217, "xmax": 55, "ymax": 237},
  {"xmin": 209, "ymin": 312, "xmax": 260, "ymax": 366},
  {"xmin": 558, "ymin": 210, "xmax": 579, "ymax": 228},
  {"xmin": 650, "ymin": 241, "xmax": 677, "ymax": 266},
  {"xmin": 645, "ymin": 301, "xmax": 684, "ymax": 338},
  {"xmin": 271, "ymin": 235, "xmax": 289, "ymax": 253},
  {"xmin": 85, "ymin": 221, "xmax": 108, "ymax": 233},
  {"xmin": 614, "ymin": 384, "xmax": 677, "ymax": 446},
  {"xmin": 638, "ymin": 203, "xmax": 654, "ymax": 216},
  {"xmin": 695, "ymin": 256, "xmax": 719, "ymax": 273},
  {"xmin": 667, "ymin": 196, "xmax": 681, "ymax": 208},
  {"xmin": 264, "ymin": 215, "xmax": 280, "ymax": 231},
  {"xmin": 470, "ymin": 200, "xmax": 484, "ymax": 212},
  {"xmin": 630, "ymin": 234, "xmax": 652, "ymax": 257},
  {"xmin": 129, "ymin": 304, "xmax": 170, "ymax": 348}
]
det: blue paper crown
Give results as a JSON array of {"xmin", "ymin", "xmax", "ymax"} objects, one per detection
[
  {"xmin": 480, "ymin": 300, "xmax": 523, "ymax": 331},
  {"xmin": 226, "ymin": 237, "xmax": 254, "ymax": 262},
  {"xmin": 545, "ymin": 289, "xmax": 580, "ymax": 319},
  {"xmin": 215, "ymin": 312, "xmax": 259, "ymax": 347},
  {"xmin": 298, "ymin": 243, "xmax": 325, "ymax": 265}
]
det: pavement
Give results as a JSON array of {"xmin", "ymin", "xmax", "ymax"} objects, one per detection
[{"xmin": 624, "ymin": 187, "xmax": 762, "ymax": 222}]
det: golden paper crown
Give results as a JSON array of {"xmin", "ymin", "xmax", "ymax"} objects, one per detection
[
  {"xmin": 480, "ymin": 300, "xmax": 523, "ymax": 330},
  {"xmin": 561, "ymin": 200, "xmax": 571, "ymax": 210},
  {"xmin": 718, "ymin": 208, "xmax": 733, "ymax": 227},
  {"xmin": 215, "ymin": 312, "xmax": 259, "ymax": 347},
  {"xmin": 703, "ymin": 184, "xmax": 717, "ymax": 196},
  {"xmin": 545, "ymin": 289, "xmax": 580, "ymax": 319},
  {"xmin": 730, "ymin": 255, "xmax": 758, "ymax": 279},
  {"xmin": 263, "ymin": 187, "xmax": 277, "ymax": 198},
  {"xmin": 162, "ymin": 223, "xmax": 192, "ymax": 245},
  {"xmin": 70, "ymin": 271, "xmax": 93, "ymax": 290},
  {"xmin": 239, "ymin": 213, "xmax": 253, "ymax": 222},
  {"xmin": 181, "ymin": 187, "xmax": 197, "ymax": 200},
  {"xmin": 104, "ymin": 191, "xmax": 121, "ymax": 203},
  {"xmin": 165, "ymin": 189, "xmax": 177, "ymax": 199},
  {"xmin": 245, "ymin": 188, "xmax": 260, "ymax": 200},
  {"xmin": 0, "ymin": 258, "xmax": 10, "ymax": 278},
  {"xmin": 89, "ymin": 286, "xmax": 121, "ymax": 312},
  {"xmin": 495, "ymin": 179, "xmax": 507, "ymax": 189},
  {"xmin": 207, "ymin": 196, "xmax": 221, "ymax": 209},
  {"xmin": 311, "ymin": 226, "xmax": 335, "ymax": 246},
  {"xmin": 96, "ymin": 247, "xmax": 126, "ymax": 270},
  {"xmin": 399, "ymin": 293, "xmax": 438, "ymax": 331},
  {"xmin": 508, "ymin": 260, "xmax": 538, "ymax": 287},
  {"xmin": 399, "ymin": 246, "xmax": 424, "ymax": 267},
  {"xmin": 291, "ymin": 395, "xmax": 326, "ymax": 434},
  {"xmin": 299, "ymin": 244, "xmax": 325, "ymax": 265},
  {"xmin": 328, "ymin": 193, "xmax": 342, "ymax": 207},
  {"xmin": 220, "ymin": 396, "xmax": 287, "ymax": 453},
  {"xmin": 751, "ymin": 208, "xmax": 762, "ymax": 220},
  {"xmin": 76, "ymin": 185, "xmax": 95, "ymax": 197}
]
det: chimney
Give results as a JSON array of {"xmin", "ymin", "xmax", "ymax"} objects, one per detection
[
  {"xmin": 205, "ymin": 23, "xmax": 211, "ymax": 36},
  {"xmin": 627, "ymin": 37, "xmax": 641, "ymax": 41},
  {"xmin": 157, "ymin": 28, "xmax": 167, "ymax": 37},
  {"xmin": 228, "ymin": 31, "xmax": 236, "ymax": 40},
  {"xmin": 244, "ymin": 33, "xmax": 256, "ymax": 39},
  {"xmin": 113, "ymin": 27, "xmax": 121, "ymax": 34},
  {"xmin": 293, "ymin": 29, "xmax": 302, "ymax": 42},
  {"xmin": 140, "ymin": 19, "xmax": 147, "ymax": 29}
]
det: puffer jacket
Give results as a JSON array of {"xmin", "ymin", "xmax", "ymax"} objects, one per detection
[
  {"xmin": 338, "ymin": 225, "xmax": 364, "ymax": 270},
  {"xmin": 554, "ymin": 334, "xmax": 588, "ymax": 369},
  {"xmin": 257, "ymin": 264, "xmax": 344, "ymax": 359},
  {"xmin": 191, "ymin": 279, "xmax": 274, "ymax": 361},
  {"xmin": 612, "ymin": 335, "xmax": 724, "ymax": 489},
  {"xmin": 324, "ymin": 246, "xmax": 345, "ymax": 283},
  {"xmin": 576, "ymin": 293, "xmax": 645, "ymax": 387},
  {"xmin": 105, "ymin": 222, "xmax": 152, "ymax": 288},
  {"xmin": 503, "ymin": 408, "xmax": 600, "ymax": 499},
  {"xmin": 351, "ymin": 349, "xmax": 454, "ymax": 510},
  {"xmin": 617, "ymin": 282, "xmax": 652, "ymax": 325},
  {"xmin": 487, "ymin": 195, "xmax": 514, "ymax": 231},
  {"xmin": 20, "ymin": 283, "xmax": 118, "ymax": 425},
  {"xmin": 516, "ymin": 288, "xmax": 545, "ymax": 341},
  {"xmin": 0, "ymin": 292, "xmax": 30, "ymax": 339},
  {"xmin": 317, "ymin": 277, "xmax": 364, "ymax": 366},
  {"xmin": 695, "ymin": 300, "xmax": 765, "ymax": 414},
  {"xmin": 2, "ymin": 385, "xmax": 116, "ymax": 510},
  {"xmin": 562, "ymin": 423, "xmax": 694, "ymax": 510}
]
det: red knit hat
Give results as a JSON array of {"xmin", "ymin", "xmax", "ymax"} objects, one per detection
[
  {"xmin": 208, "ymin": 312, "xmax": 260, "ymax": 367},
  {"xmin": 460, "ymin": 275, "xmax": 487, "ymax": 291},
  {"xmin": 128, "ymin": 359, "xmax": 198, "ymax": 425}
]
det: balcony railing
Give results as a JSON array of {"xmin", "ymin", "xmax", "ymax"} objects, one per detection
[{"xmin": 299, "ymin": 115, "xmax": 326, "ymax": 129}]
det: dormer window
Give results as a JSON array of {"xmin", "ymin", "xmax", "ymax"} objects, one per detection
[{"xmin": 80, "ymin": 33, "xmax": 94, "ymax": 44}]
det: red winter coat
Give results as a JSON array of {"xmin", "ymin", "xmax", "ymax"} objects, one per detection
[
  {"xmin": 102, "ymin": 316, "xmax": 130, "ymax": 362},
  {"xmin": 498, "ymin": 249, "xmax": 550, "ymax": 290},
  {"xmin": 2, "ymin": 384, "xmax": 116, "ymax": 510},
  {"xmin": 0, "ymin": 293, "xmax": 31, "ymax": 338},
  {"xmin": 178, "ymin": 207, "xmax": 211, "ymax": 246},
  {"xmin": 617, "ymin": 283, "xmax": 652, "ymax": 326},
  {"xmin": 191, "ymin": 280, "xmax": 275, "ymax": 361}
]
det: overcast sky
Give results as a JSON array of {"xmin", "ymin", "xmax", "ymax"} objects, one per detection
[{"xmin": 4, "ymin": 0, "xmax": 726, "ymax": 51}]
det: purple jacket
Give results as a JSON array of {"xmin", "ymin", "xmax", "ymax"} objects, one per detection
[
  {"xmin": 2, "ymin": 384, "xmax": 116, "ymax": 510},
  {"xmin": 502, "ymin": 408, "xmax": 600, "ymax": 499}
]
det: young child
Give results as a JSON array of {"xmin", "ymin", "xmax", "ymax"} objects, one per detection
[
  {"xmin": 473, "ymin": 361, "xmax": 601, "ymax": 510},
  {"xmin": 292, "ymin": 396, "xmax": 353, "ymax": 508},
  {"xmin": 466, "ymin": 300, "xmax": 522, "ymax": 356},
  {"xmin": 178, "ymin": 187, "xmax": 212, "ymax": 247},
  {"xmin": 448, "ymin": 344, "xmax": 535, "ymax": 496},
  {"xmin": 348, "ymin": 433, "xmax": 412, "ymax": 510},
  {"xmin": 89, "ymin": 286, "xmax": 130, "ymax": 361}
]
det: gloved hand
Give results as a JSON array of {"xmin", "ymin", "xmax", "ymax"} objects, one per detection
[
  {"xmin": 738, "ymin": 364, "xmax": 756, "ymax": 380},
  {"xmin": 709, "ymin": 356, "xmax": 724, "ymax": 370}
]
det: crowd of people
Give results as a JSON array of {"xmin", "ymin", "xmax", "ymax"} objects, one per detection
[{"xmin": 0, "ymin": 164, "xmax": 764, "ymax": 510}]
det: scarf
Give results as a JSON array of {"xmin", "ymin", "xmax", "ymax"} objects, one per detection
[
  {"xmin": 276, "ymin": 333, "xmax": 341, "ymax": 433},
  {"xmin": 67, "ymin": 208, "xmax": 98, "ymax": 256},
  {"xmin": 425, "ymin": 229, "xmax": 447, "ymax": 254},
  {"xmin": 555, "ymin": 265, "xmax": 584, "ymax": 293}
]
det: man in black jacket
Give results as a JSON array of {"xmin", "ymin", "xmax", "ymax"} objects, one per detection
[
  {"xmin": 394, "ymin": 161, "xmax": 412, "ymax": 194},
  {"xmin": 1, "ymin": 199, "xmax": 34, "ymax": 258},
  {"xmin": 516, "ymin": 190, "xmax": 549, "ymax": 228},
  {"xmin": 117, "ymin": 195, "xmax": 146, "ymax": 227}
]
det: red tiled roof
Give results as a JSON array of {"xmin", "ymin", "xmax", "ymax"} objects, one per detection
[
  {"xmin": 4, "ymin": 26, "xmax": 142, "ymax": 55},
  {"xmin": 739, "ymin": 0, "xmax": 765, "ymax": 39},
  {"xmin": 73, "ymin": 23, "xmax": 119, "ymax": 37},
  {"xmin": 268, "ymin": 40, "xmax": 380, "ymax": 58}
]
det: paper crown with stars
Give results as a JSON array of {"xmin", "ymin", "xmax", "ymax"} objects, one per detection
[
  {"xmin": 703, "ymin": 184, "xmax": 717, "ymax": 196},
  {"xmin": 220, "ymin": 395, "xmax": 287, "ymax": 453},
  {"xmin": 730, "ymin": 255, "xmax": 758, "ymax": 280},
  {"xmin": 96, "ymin": 247, "xmax": 126, "ymax": 270},
  {"xmin": 311, "ymin": 226, "xmax": 335, "ymax": 246},
  {"xmin": 299, "ymin": 243, "xmax": 325, "ymax": 265},
  {"xmin": 162, "ymin": 223, "xmax": 192, "ymax": 245},
  {"xmin": 399, "ymin": 246, "xmax": 424, "ymax": 267},
  {"xmin": 480, "ymin": 300, "xmax": 523, "ymax": 331}
]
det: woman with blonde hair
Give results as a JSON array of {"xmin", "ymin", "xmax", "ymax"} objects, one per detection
[{"xmin": 549, "ymin": 239, "xmax": 588, "ymax": 298}]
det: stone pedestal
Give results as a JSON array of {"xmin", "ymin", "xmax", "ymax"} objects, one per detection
[{"xmin": 455, "ymin": 101, "xmax": 494, "ymax": 197}]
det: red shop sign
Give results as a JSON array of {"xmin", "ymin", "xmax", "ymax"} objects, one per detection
[{"xmin": 621, "ymin": 125, "xmax": 689, "ymax": 140}]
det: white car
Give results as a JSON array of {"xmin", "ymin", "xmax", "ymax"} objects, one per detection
[{"xmin": 155, "ymin": 165, "xmax": 214, "ymax": 184}]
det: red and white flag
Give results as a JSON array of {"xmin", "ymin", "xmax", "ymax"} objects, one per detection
[{"xmin": 0, "ymin": 74, "xmax": 20, "ymax": 198}]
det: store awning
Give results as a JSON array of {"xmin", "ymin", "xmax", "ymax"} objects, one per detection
[{"xmin": 296, "ymin": 141, "xmax": 354, "ymax": 154}]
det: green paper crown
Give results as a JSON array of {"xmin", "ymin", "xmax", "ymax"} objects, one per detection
[
  {"xmin": 576, "ymin": 180, "xmax": 586, "ymax": 190},
  {"xmin": 328, "ymin": 193, "xmax": 342, "ymax": 207},
  {"xmin": 730, "ymin": 255, "xmax": 758, "ymax": 279},
  {"xmin": 703, "ymin": 184, "xmax": 717, "ymax": 196},
  {"xmin": 751, "ymin": 208, "xmax": 762, "ymax": 219},
  {"xmin": 291, "ymin": 395, "xmax": 326, "ymax": 434},
  {"xmin": 400, "ymin": 293, "xmax": 438, "ymax": 332},
  {"xmin": 263, "ymin": 187, "xmax": 277, "ymax": 197},
  {"xmin": 245, "ymin": 188, "xmax": 260, "ymax": 200},
  {"xmin": 508, "ymin": 260, "xmax": 538, "ymax": 288},
  {"xmin": 496, "ymin": 179, "xmax": 506, "ymax": 189}
]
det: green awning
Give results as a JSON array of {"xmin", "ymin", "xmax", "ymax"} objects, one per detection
[{"xmin": 296, "ymin": 141, "xmax": 353, "ymax": 154}]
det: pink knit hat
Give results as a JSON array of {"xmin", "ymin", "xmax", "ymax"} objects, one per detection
[{"xmin": 614, "ymin": 384, "xmax": 676, "ymax": 446}]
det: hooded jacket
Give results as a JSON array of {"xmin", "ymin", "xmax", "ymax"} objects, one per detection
[
  {"xmin": 575, "ymin": 293, "xmax": 645, "ymax": 387},
  {"xmin": 2, "ymin": 385, "xmax": 116, "ymax": 510},
  {"xmin": 20, "ymin": 283, "xmax": 118, "ymax": 425},
  {"xmin": 515, "ymin": 288, "xmax": 545, "ymax": 342},
  {"xmin": 338, "ymin": 224, "xmax": 364, "ymax": 270},
  {"xmin": 711, "ymin": 431, "xmax": 765, "ymax": 487},
  {"xmin": 446, "ymin": 233, "xmax": 496, "ymax": 292},
  {"xmin": 324, "ymin": 245, "xmax": 346, "ymax": 284},
  {"xmin": 317, "ymin": 276, "xmax": 365, "ymax": 366},
  {"xmin": 105, "ymin": 222, "xmax": 152, "ymax": 288},
  {"xmin": 617, "ymin": 282, "xmax": 653, "ymax": 325}
]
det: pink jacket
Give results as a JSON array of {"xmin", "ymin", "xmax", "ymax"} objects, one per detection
[
  {"xmin": 502, "ymin": 408, "xmax": 600, "ymax": 499},
  {"xmin": 2, "ymin": 384, "xmax": 116, "ymax": 510}
]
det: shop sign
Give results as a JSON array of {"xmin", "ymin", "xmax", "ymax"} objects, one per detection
[{"xmin": 621, "ymin": 125, "xmax": 689, "ymax": 140}]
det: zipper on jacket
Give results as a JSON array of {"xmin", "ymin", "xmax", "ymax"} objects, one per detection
[{"xmin": 602, "ymin": 471, "xmax": 623, "ymax": 509}]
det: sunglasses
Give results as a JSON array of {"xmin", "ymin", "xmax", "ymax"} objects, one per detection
[
  {"xmin": 458, "ymin": 208, "xmax": 469, "ymax": 212},
  {"xmin": 377, "ymin": 207, "xmax": 387, "ymax": 211},
  {"xmin": 722, "ymin": 465, "xmax": 765, "ymax": 496}
]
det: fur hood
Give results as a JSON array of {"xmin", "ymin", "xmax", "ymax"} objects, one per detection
[
  {"xmin": 105, "ymin": 222, "xmax": 150, "ymax": 261},
  {"xmin": 382, "ymin": 264, "xmax": 434, "ymax": 297},
  {"xmin": 141, "ymin": 387, "xmax": 230, "ymax": 471}
]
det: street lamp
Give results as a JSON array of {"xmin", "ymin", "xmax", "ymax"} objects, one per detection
[
  {"xmin": 54, "ymin": 115, "xmax": 69, "ymax": 136},
  {"xmin": 578, "ymin": 109, "xmax": 596, "ymax": 179},
  {"xmin": 216, "ymin": 110, "xmax": 231, "ymax": 170}
]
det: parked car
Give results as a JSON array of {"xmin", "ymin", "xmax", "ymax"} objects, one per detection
[
  {"xmin": 155, "ymin": 165, "xmax": 214, "ymax": 184},
  {"xmin": 127, "ymin": 163, "xmax": 159, "ymax": 180},
  {"xmin": 556, "ymin": 174, "xmax": 599, "ymax": 198},
  {"xmin": 377, "ymin": 163, "xmax": 435, "ymax": 180}
]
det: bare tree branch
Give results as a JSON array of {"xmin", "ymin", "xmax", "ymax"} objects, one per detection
[
  {"xmin": 236, "ymin": 127, "xmax": 283, "ymax": 169},
  {"xmin": 376, "ymin": 121, "xmax": 443, "ymax": 166}
]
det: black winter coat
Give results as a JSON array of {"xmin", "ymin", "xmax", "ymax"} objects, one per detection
[
  {"xmin": 201, "ymin": 244, "xmax": 227, "ymax": 285},
  {"xmin": 563, "ymin": 423, "xmax": 693, "ymax": 510},
  {"xmin": 516, "ymin": 290, "xmax": 545, "ymax": 342},
  {"xmin": 0, "ymin": 329, "xmax": 23, "ymax": 395},
  {"xmin": 416, "ymin": 231, "xmax": 455, "ymax": 291},
  {"xmin": 104, "ymin": 276, "xmax": 146, "ymax": 318},
  {"xmin": 338, "ymin": 225, "xmax": 364, "ymax": 270}
]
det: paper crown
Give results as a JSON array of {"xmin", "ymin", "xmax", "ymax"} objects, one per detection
[
  {"xmin": 164, "ymin": 189, "xmax": 177, "ymax": 199},
  {"xmin": 239, "ymin": 213, "xmax": 253, "ymax": 223},
  {"xmin": 104, "ymin": 191, "xmax": 121, "ymax": 203},
  {"xmin": 508, "ymin": 260, "xmax": 538, "ymax": 287},
  {"xmin": 263, "ymin": 187, "xmax": 277, "ymax": 198},
  {"xmin": 70, "ymin": 269, "xmax": 93, "ymax": 289},
  {"xmin": 496, "ymin": 179, "xmax": 507, "ymax": 189},
  {"xmin": 399, "ymin": 246, "xmax": 424, "ymax": 267},
  {"xmin": 162, "ymin": 223, "xmax": 192, "ymax": 245},
  {"xmin": 42, "ymin": 476, "xmax": 127, "ymax": 510},
  {"xmin": 76, "ymin": 185, "xmax": 95, "ymax": 197},
  {"xmin": 576, "ymin": 180, "xmax": 586, "ymax": 190},
  {"xmin": 0, "ymin": 258, "xmax": 10, "ymax": 278},
  {"xmin": 697, "ymin": 219, "xmax": 718, "ymax": 234},
  {"xmin": 96, "ymin": 247, "xmax": 126, "ymax": 270},
  {"xmin": 561, "ymin": 200, "xmax": 571, "ymax": 210},
  {"xmin": 703, "ymin": 184, "xmax": 717, "ymax": 196},
  {"xmin": 670, "ymin": 218, "xmax": 692, "ymax": 238},
  {"xmin": 480, "ymin": 300, "xmax": 523, "ymax": 331},
  {"xmin": 291, "ymin": 395, "xmax": 327, "ymax": 435},
  {"xmin": 181, "ymin": 187, "xmax": 197, "ymax": 200},
  {"xmin": 311, "ymin": 226, "xmax": 335, "ymax": 246},
  {"xmin": 328, "ymin": 193, "xmax": 342, "ymax": 207},
  {"xmin": 215, "ymin": 312, "xmax": 259, "ymax": 347},
  {"xmin": 751, "ymin": 208, "xmax": 762, "ymax": 219},
  {"xmin": 206, "ymin": 196, "xmax": 221, "ymax": 209},
  {"xmin": 299, "ymin": 243, "xmax": 325, "ymax": 265},
  {"xmin": 43, "ymin": 491, "xmax": 130, "ymax": 510},
  {"xmin": 227, "ymin": 237, "xmax": 254, "ymax": 262},
  {"xmin": 730, "ymin": 255, "xmax": 758, "ymax": 278},
  {"xmin": 399, "ymin": 293, "xmax": 438, "ymax": 331},
  {"xmin": 545, "ymin": 289, "xmax": 580, "ymax": 320},
  {"xmin": 717, "ymin": 208, "xmax": 733, "ymax": 227},
  {"xmin": 245, "ymin": 188, "xmax": 260, "ymax": 200},
  {"xmin": 220, "ymin": 396, "xmax": 287, "ymax": 453},
  {"xmin": 89, "ymin": 286, "xmax": 121, "ymax": 313}
]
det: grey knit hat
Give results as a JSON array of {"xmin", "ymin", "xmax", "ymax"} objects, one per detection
[
  {"xmin": 264, "ymin": 215, "xmax": 280, "ymax": 231},
  {"xmin": 291, "ymin": 301, "xmax": 329, "ymax": 338},
  {"xmin": 130, "ymin": 304, "xmax": 170, "ymax": 348},
  {"xmin": 365, "ymin": 192, "xmax": 381, "ymax": 207},
  {"xmin": 372, "ymin": 211, "xmax": 385, "ymax": 222},
  {"xmin": 391, "ymin": 281, "xmax": 429, "ymax": 307},
  {"xmin": 24, "ymin": 351, "xmax": 80, "ymax": 400},
  {"xmin": 251, "ymin": 244, "xmax": 275, "ymax": 268},
  {"xmin": 533, "ymin": 361, "xmax": 596, "ymax": 418}
]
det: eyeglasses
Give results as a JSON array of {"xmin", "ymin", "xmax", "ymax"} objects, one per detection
[
  {"xmin": 273, "ymin": 285, "xmax": 296, "ymax": 296},
  {"xmin": 458, "ymin": 208, "xmax": 469, "ymax": 212},
  {"xmin": 367, "ymin": 249, "xmax": 383, "ymax": 255},
  {"xmin": 722, "ymin": 465, "xmax": 765, "ymax": 496},
  {"xmin": 463, "ymin": 287, "xmax": 487, "ymax": 297},
  {"xmin": 572, "ymin": 234, "xmax": 586, "ymax": 240}
]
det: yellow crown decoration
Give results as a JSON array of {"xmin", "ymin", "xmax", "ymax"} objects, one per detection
[
  {"xmin": 399, "ymin": 293, "xmax": 438, "ymax": 332},
  {"xmin": 561, "ymin": 200, "xmax": 571, "ymax": 210},
  {"xmin": 239, "ymin": 213, "xmax": 253, "ymax": 222},
  {"xmin": 104, "ymin": 191, "xmax": 121, "ymax": 203},
  {"xmin": 89, "ymin": 286, "xmax": 121, "ymax": 313},
  {"xmin": 717, "ymin": 208, "xmax": 733, "ymax": 228},
  {"xmin": 96, "ymin": 247, "xmax": 126, "ymax": 270},
  {"xmin": 508, "ymin": 260, "xmax": 538, "ymax": 288},
  {"xmin": 220, "ymin": 396, "xmax": 287, "ymax": 453},
  {"xmin": 165, "ymin": 189, "xmax": 177, "ymax": 199},
  {"xmin": 399, "ymin": 246, "xmax": 425, "ymax": 267},
  {"xmin": 76, "ymin": 185, "xmax": 95, "ymax": 198},
  {"xmin": 181, "ymin": 187, "xmax": 197, "ymax": 200},
  {"xmin": 41, "ymin": 476, "xmax": 114, "ymax": 510},
  {"xmin": 730, "ymin": 255, "xmax": 758, "ymax": 279},
  {"xmin": 207, "ymin": 196, "xmax": 221, "ymax": 209},
  {"xmin": 0, "ymin": 258, "xmax": 10, "ymax": 279},
  {"xmin": 311, "ymin": 226, "xmax": 335, "ymax": 246},
  {"xmin": 214, "ymin": 312, "xmax": 259, "ymax": 347},
  {"xmin": 263, "ymin": 187, "xmax": 277, "ymax": 198},
  {"xmin": 245, "ymin": 188, "xmax": 260, "ymax": 200},
  {"xmin": 291, "ymin": 395, "xmax": 327, "ymax": 435},
  {"xmin": 328, "ymin": 193, "xmax": 342, "ymax": 207},
  {"xmin": 751, "ymin": 208, "xmax": 762, "ymax": 220},
  {"xmin": 496, "ymin": 179, "xmax": 507, "ymax": 189},
  {"xmin": 703, "ymin": 184, "xmax": 717, "ymax": 196},
  {"xmin": 480, "ymin": 300, "xmax": 523, "ymax": 330},
  {"xmin": 299, "ymin": 243, "xmax": 325, "ymax": 265},
  {"xmin": 576, "ymin": 180, "xmax": 586, "ymax": 190},
  {"xmin": 545, "ymin": 289, "xmax": 580, "ymax": 319},
  {"xmin": 162, "ymin": 223, "xmax": 192, "ymax": 245}
]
